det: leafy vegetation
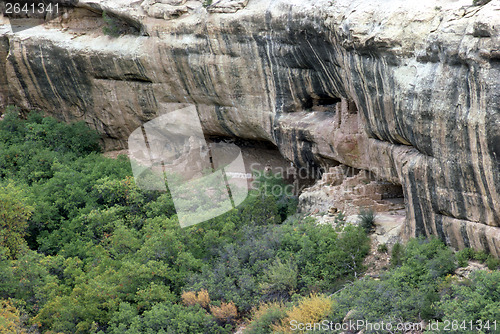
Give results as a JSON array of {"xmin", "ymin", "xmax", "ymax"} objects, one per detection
[
  {"xmin": 272, "ymin": 294, "xmax": 334, "ymax": 333},
  {"xmin": 331, "ymin": 237, "xmax": 457, "ymax": 325},
  {"xmin": 245, "ymin": 302, "xmax": 287, "ymax": 334},
  {"xmin": 0, "ymin": 107, "xmax": 498, "ymax": 333},
  {"xmin": 244, "ymin": 238, "xmax": 500, "ymax": 334},
  {"xmin": 0, "ymin": 108, "xmax": 371, "ymax": 333},
  {"xmin": 456, "ymin": 247, "xmax": 500, "ymax": 270},
  {"xmin": 432, "ymin": 270, "xmax": 500, "ymax": 333},
  {"xmin": 102, "ymin": 11, "xmax": 121, "ymax": 37},
  {"xmin": 358, "ymin": 208, "xmax": 376, "ymax": 233}
]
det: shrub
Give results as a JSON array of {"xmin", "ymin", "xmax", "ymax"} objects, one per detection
[
  {"xmin": 102, "ymin": 11, "xmax": 121, "ymax": 37},
  {"xmin": 455, "ymin": 248, "xmax": 499, "ymax": 270},
  {"xmin": 108, "ymin": 302, "xmax": 227, "ymax": 334},
  {"xmin": 210, "ymin": 301, "xmax": 238, "ymax": 325},
  {"xmin": 473, "ymin": 250, "xmax": 489, "ymax": 262},
  {"xmin": 390, "ymin": 242, "xmax": 403, "ymax": 267},
  {"xmin": 272, "ymin": 294, "xmax": 334, "ymax": 333},
  {"xmin": 486, "ymin": 255, "xmax": 500, "ymax": 270},
  {"xmin": 0, "ymin": 108, "xmax": 378, "ymax": 332},
  {"xmin": 334, "ymin": 211, "xmax": 346, "ymax": 226},
  {"xmin": 260, "ymin": 258, "xmax": 298, "ymax": 302},
  {"xmin": 393, "ymin": 237, "xmax": 457, "ymax": 287},
  {"xmin": 436, "ymin": 270, "xmax": 500, "ymax": 333},
  {"xmin": 278, "ymin": 220, "xmax": 370, "ymax": 292},
  {"xmin": 182, "ymin": 289, "xmax": 210, "ymax": 309},
  {"xmin": 331, "ymin": 237, "xmax": 458, "ymax": 325},
  {"xmin": 244, "ymin": 173, "xmax": 298, "ymax": 223},
  {"xmin": 456, "ymin": 248, "xmax": 473, "ymax": 267},
  {"xmin": 185, "ymin": 230, "xmax": 275, "ymax": 312},
  {"xmin": 134, "ymin": 282, "xmax": 176, "ymax": 311},
  {"xmin": 187, "ymin": 220, "xmax": 370, "ymax": 313},
  {"xmin": 377, "ymin": 243, "xmax": 388, "ymax": 253},
  {"xmin": 0, "ymin": 183, "xmax": 33, "ymax": 259},
  {"xmin": 0, "ymin": 300, "xmax": 29, "ymax": 334},
  {"xmin": 0, "ymin": 107, "xmax": 26, "ymax": 144},
  {"xmin": 245, "ymin": 302, "xmax": 287, "ymax": 334},
  {"xmin": 23, "ymin": 113, "xmax": 101, "ymax": 155},
  {"xmin": 358, "ymin": 208, "xmax": 375, "ymax": 233},
  {"xmin": 197, "ymin": 289, "xmax": 211, "ymax": 309},
  {"xmin": 181, "ymin": 291, "xmax": 197, "ymax": 306}
]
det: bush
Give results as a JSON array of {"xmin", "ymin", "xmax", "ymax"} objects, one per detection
[
  {"xmin": 108, "ymin": 302, "xmax": 228, "ymax": 334},
  {"xmin": 272, "ymin": 294, "xmax": 334, "ymax": 333},
  {"xmin": 331, "ymin": 237, "xmax": 458, "ymax": 325},
  {"xmin": 245, "ymin": 302, "xmax": 287, "ymax": 334},
  {"xmin": 0, "ymin": 109, "xmax": 376, "ymax": 333},
  {"xmin": 102, "ymin": 11, "xmax": 121, "ymax": 37},
  {"xmin": 377, "ymin": 243, "xmax": 388, "ymax": 253},
  {"xmin": 0, "ymin": 183, "xmax": 33, "ymax": 259},
  {"xmin": 260, "ymin": 258, "xmax": 298, "ymax": 302},
  {"xmin": 332, "ymin": 278, "xmax": 434, "ymax": 326},
  {"xmin": 358, "ymin": 208, "xmax": 375, "ymax": 233},
  {"xmin": 393, "ymin": 237, "xmax": 457, "ymax": 287},
  {"xmin": 435, "ymin": 270, "xmax": 500, "ymax": 333},
  {"xmin": 0, "ymin": 300, "xmax": 29, "ymax": 334},
  {"xmin": 390, "ymin": 242, "xmax": 403, "ymax": 267},
  {"xmin": 486, "ymin": 256, "xmax": 500, "ymax": 270},
  {"xmin": 182, "ymin": 289, "xmax": 210, "ymax": 309},
  {"xmin": 210, "ymin": 301, "xmax": 238, "ymax": 326},
  {"xmin": 473, "ymin": 250, "xmax": 489, "ymax": 262},
  {"xmin": 279, "ymin": 220, "xmax": 370, "ymax": 292},
  {"xmin": 186, "ymin": 220, "xmax": 370, "ymax": 313},
  {"xmin": 185, "ymin": 227, "xmax": 278, "ymax": 312},
  {"xmin": 0, "ymin": 110, "xmax": 101, "ymax": 183},
  {"xmin": 23, "ymin": 112, "xmax": 101, "ymax": 155},
  {"xmin": 456, "ymin": 248, "xmax": 473, "ymax": 267}
]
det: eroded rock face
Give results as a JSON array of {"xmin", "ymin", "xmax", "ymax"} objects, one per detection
[{"xmin": 0, "ymin": 0, "xmax": 499, "ymax": 255}]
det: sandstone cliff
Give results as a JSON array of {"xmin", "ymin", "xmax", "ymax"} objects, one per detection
[{"xmin": 1, "ymin": 0, "xmax": 499, "ymax": 255}]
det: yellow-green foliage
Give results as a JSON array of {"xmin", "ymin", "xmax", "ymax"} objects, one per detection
[
  {"xmin": 244, "ymin": 302, "xmax": 287, "ymax": 334},
  {"xmin": 0, "ymin": 183, "xmax": 33, "ymax": 259},
  {"xmin": 0, "ymin": 300, "xmax": 28, "ymax": 334},
  {"xmin": 272, "ymin": 294, "xmax": 334, "ymax": 333}
]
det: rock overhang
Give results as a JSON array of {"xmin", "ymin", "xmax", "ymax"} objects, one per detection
[{"xmin": 1, "ymin": 0, "xmax": 499, "ymax": 255}]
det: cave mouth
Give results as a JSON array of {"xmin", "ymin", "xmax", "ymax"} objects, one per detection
[
  {"xmin": 350, "ymin": 167, "xmax": 406, "ymax": 213},
  {"xmin": 206, "ymin": 136, "xmax": 323, "ymax": 195},
  {"xmin": 303, "ymin": 95, "xmax": 342, "ymax": 110}
]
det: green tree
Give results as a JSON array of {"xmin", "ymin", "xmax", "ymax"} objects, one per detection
[
  {"xmin": 0, "ymin": 183, "xmax": 33, "ymax": 258},
  {"xmin": 434, "ymin": 270, "xmax": 500, "ymax": 334}
]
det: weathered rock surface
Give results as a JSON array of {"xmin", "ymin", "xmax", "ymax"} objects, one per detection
[
  {"xmin": 0, "ymin": 0, "xmax": 499, "ymax": 255},
  {"xmin": 207, "ymin": 0, "xmax": 249, "ymax": 13}
]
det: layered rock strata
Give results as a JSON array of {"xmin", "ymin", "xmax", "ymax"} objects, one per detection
[{"xmin": 0, "ymin": 0, "xmax": 499, "ymax": 255}]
